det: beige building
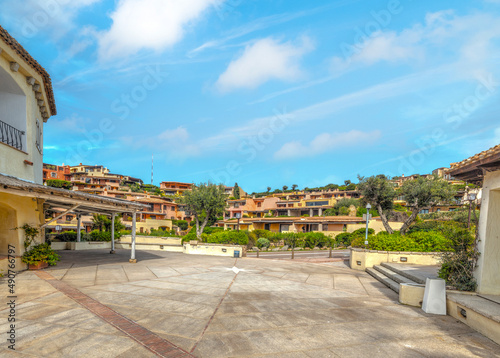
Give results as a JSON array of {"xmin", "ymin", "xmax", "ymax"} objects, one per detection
[
  {"xmin": 449, "ymin": 144, "xmax": 500, "ymax": 295},
  {"xmin": 0, "ymin": 25, "xmax": 144, "ymax": 270}
]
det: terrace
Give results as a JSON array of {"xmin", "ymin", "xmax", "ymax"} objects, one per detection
[{"xmin": 2, "ymin": 250, "xmax": 499, "ymax": 357}]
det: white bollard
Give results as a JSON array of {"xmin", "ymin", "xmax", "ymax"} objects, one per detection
[{"xmin": 422, "ymin": 278, "xmax": 447, "ymax": 315}]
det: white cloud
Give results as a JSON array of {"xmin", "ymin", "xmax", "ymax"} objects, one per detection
[
  {"xmin": 158, "ymin": 127, "xmax": 190, "ymax": 142},
  {"xmin": 97, "ymin": 0, "xmax": 223, "ymax": 61},
  {"xmin": 332, "ymin": 10, "xmax": 500, "ymax": 74},
  {"xmin": 215, "ymin": 36, "xmax": 314, "ymax": 92},
  {"xmin": 0, "ymin": 0, "xmax": 101, "ymax": 39},
  {"xmin": 124, "ymin": 126, "xmax": 200, "ymax": 159},
  {"xmin": 273, "ymin": 130, "xmax": 381, "ymax": 160}
]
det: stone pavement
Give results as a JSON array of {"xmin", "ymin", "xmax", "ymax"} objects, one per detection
[{"xmin": 1, "ymin": 250, "xmax": 499, "ymax": 357}]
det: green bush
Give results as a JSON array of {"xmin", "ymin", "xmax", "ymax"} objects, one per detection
[
  {"xmin": 202, "ymin": 227, "xmax": 223, "ymax": 235},
  {"xmin": 256, "ymin": 238, "xmax": 270, "ymax": 249},
  {"xmin": 22, "ymin": 243, "xmax": 60, "ymax": 266},
  {"xmin": 89, "ymin": 230, "xmax": 112, "ymax": 242},
  {"xmin": 304, "ymin": 232, "xmax": 328, "ymax": 248},
  {"xmin": 351, "ymin": 230, "xmax": 452, "ymax": 252},
  {"xmin": 206, "ymin": 231, "xmax": 249, "ymax": 245},
  {"xmin": 54, "ymin": 231, "xmax": 77, "ymax": 242},
  {"xmin": 173, "ymin": 220, "xmax": 189, "ymax": 231},
  {"xmin": 351, "ymin": 228, "xmax": 375, "ymax": 237},
  {"xmin": 438, "ymin": 227, "xmax": 478, "ymax": 291},
  {"xmin": 253, "ymin": 229, "xmax": 272, "ymax": 239},
  {"xmin": 335, "ymin": 232, "xmax": 353, "ymax": 246},
  {"xmin": 46, "ymin": 179, "xmax": 72, "ymax": 190}
]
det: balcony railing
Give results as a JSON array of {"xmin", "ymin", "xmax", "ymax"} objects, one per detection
[{"xmin": 0, "ymin": 120, "xmax": 25, "ymax": 151}]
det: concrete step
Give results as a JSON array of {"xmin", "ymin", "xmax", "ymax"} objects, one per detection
[
  {"xmin": 380, "ymin": 262, "xmax": 438, "ymax": 284},
  {"xmin": 366, "ymin": 267, "xmax": 400, "ymax": 293},
  {"xmin": 373, "ymin": 265, "xmax": 419, "ymax": 285}
]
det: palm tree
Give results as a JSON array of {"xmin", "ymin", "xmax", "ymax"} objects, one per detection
[
  {"xmin": 292, "ymin": 184, "xmax": 298, "ymax": 191},
  {"xmin": 266, "ymin": 186, "xmax": 271, "ymax": 193},
  {"xmin": 91, "ymin": 214, "xmax": 107, "ymax": 232}
]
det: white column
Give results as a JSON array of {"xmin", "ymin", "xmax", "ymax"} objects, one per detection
[
  {"xmin": 130, "ymin": 212, "xmax": 137, "ymax": 263},
  {"xmin": 110, "ymin": 213, "xmax": 116, "ymax": 254},
  {"xmin": 77, "ymin": 215, "xmax": 82, "ymax": 242}
]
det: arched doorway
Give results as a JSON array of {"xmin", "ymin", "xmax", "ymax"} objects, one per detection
[{"xmin": 0, "ymin": 202, "xmax": 18, "ymax": 255}]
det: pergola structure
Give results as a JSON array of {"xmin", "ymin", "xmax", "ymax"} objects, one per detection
[
  {"xmin": 0, "ymin": 174, "xmax": 147, "ymax": 262},
  {"xmin": 448, "ymin": 144, "xmax": 500, "ymax": 295}
]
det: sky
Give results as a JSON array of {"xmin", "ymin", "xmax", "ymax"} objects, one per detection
[{"xmin": 2, "ymin": 0, "xmax": 500, "ymax": 193}]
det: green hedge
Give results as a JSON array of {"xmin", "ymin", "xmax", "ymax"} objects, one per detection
[
  {"xmin": 206, "ymin": 231, "xmax": 249, "ymax": 246},
  {"xmin": 54, "ymin": 231, "xmax": 77, "ymax": 242},
  {"xmin": 351, "ymin": 230, "xmax": 452, "ymax": 252},
  {"xmin": 88, "ymin": 230, "xmax": 120, "ymax": 242}
]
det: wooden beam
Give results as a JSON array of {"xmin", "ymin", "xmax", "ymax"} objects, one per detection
[{"xmin": 41, "ymin": 205, "xmax": 80, "ymax": 228}]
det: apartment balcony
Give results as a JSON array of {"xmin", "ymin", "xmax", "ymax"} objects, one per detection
[{"xmin": 0, "ymin": 119, "xmax": 25, "ymax": 151}]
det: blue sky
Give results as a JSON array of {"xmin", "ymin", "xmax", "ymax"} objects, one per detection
[{"xmin": 2, "ymin": 0, "xmax": 500, "ymax": 193}]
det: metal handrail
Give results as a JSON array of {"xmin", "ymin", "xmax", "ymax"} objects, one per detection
[{"xmin": 0, "ymin": 119, "xmax": 25, "ymax": 151}]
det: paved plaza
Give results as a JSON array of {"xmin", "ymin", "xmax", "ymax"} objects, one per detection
[{"xmin": 1, "ymin": 250, "xmax": 500, "ymax": 357}]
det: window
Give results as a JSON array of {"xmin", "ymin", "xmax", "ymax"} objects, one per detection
[
  {"xmin": 51, "ymin": 172, "xmax": 56, "ymax": 178},
  {"xmin": 323, "ymin": 224, "xmax": 328, "ymax": 231},
  {"xmin": 264, "ymin": 223, "xmax": 270, "ymax": 231},
  {"xmin": 419, "ymin": 209, "xmax": 429, "ymax": 214},
  {"xmin": 35, "ymin": 119, "xmax": 42, "ymax": 154},
  {"xmin": 280, "ymin": 224, "xmax": 290, "ymax": 232}
]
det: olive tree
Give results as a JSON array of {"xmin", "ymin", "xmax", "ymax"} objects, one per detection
[
  {"xmin": 399, "ymin": 175, "xmax": 456, "ymax": 235},
  {"xmin": 358, "ymin": 174, "xmax": 457, "ymax": 235},
  {"xmin": 181, "ymin": 183, "xmax": 227, "ymax": 240},
  {"xmin": 357, "ymin": 175, "xmax": 396, "ymax": 234}
]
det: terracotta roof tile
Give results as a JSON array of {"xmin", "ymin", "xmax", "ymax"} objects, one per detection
[{"xmin": 448, "ymin": 143, "xmax": 500, "ymax": 171}]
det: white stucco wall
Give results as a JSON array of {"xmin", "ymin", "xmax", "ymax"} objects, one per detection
[
  {"xmin": 475, "ymin": 170, "xmax": 500, "ymax": 295},
  {"xmin": 0, "ymin": 41, "xmax": 51, "ymax": 184}
]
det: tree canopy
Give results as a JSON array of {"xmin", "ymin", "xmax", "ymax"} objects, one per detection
[
  {"xmin": 180, "ymin": 183, "xmax": 227, "ymax": 240},
  {"xmin": 358, "ymin": 174, "xmax": 457, "ymax": 235},
  {"xmin": 233, "ymin": 183, "xmax": 240, "ymax": 199}
]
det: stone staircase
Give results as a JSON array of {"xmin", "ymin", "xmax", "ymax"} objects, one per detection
[{"xmin": 366, "ymin": 262, "xmax": 431, "ymax": 293}]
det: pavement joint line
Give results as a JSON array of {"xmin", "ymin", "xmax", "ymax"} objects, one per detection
[
  {"xmin": 190, "ymin": 270, "xmax": 239, "ymax": 354},
  {"xmin": 121, "ymin": 264, "xmax": 130, "ymax": 282},
  {"xmin": 58, "ymin": 262, "xmax": 74, "ymax": 281},
  {"xmin": 34, "ymin": 270, "xmax": 196, "ymax": 358},
  {"xmin": 146, "ymin": 265, "xmax": 159, "ymax": 279}
]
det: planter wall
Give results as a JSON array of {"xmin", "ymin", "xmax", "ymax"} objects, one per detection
[
  {"xmin": 28, "ymin": 261, "xmax": 48, "ymax": 270},
  {"xmin": 350, "ymin": 248, "xmax": 442, "ymax": 271}
]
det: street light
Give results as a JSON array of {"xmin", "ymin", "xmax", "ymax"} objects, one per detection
[
  {"xmin": 467, "ymin": 193, "xmax": 476, "ymax": 229},
  {"xmin": 235, "ymin": 212, "xmax": 241, "ymax": 231},
  {"xmin": 365, "ymin": 203, "xmax": 372, "ymax": 247}
]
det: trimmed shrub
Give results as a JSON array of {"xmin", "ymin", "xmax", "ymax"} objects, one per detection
[
  {"xmin": 253, "ymin": 229, "xmax": 272, "ymax": 239},
  {"xmin": 304, "ymin": 232, "xmax": 328, "ymax": 248},
  {"xmin": 206, "ymin": 231, "xmax": 249, "ymax": 246},
  {"xmin": 256, "ymin": 238, "xmax": 270, "ymax": 249},
  {"xmin": 335, "ymin": 232, "xmax": 353, "ymax": 247},
  {"xmin": 351, "ymin": 230, "xmax": 452, "ymax": 252},
  {"xmin": 54, "ymin": 231, "xmax": 77, "ymax": 242}
]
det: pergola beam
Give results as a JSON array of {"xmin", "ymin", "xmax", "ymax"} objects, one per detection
[{"xmin": 41, "ymin": 204, "xmax": 80, "ymax": 228}]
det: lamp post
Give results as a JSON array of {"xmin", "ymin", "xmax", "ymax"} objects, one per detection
[
  {"xmin": 467, "ymin": 193, "xmax": 476, "ymax": 229},
  {"xmin": 365, "ymin": 203, "xmax": 371, "ymax": 248},
  {"xmin": 236, "ymin": 212, "xmax": 241, "ymax": 231}
]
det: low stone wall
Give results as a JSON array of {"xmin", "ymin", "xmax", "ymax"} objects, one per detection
[
  {"xmin": 120, "ymin": 235, "xmax": 182, "ymax": 246},
  {"xmin": 115, "ymin": 242, "xmax": 183, "ymax": 252},
  {"xmin": 50, "ymin": 242, "xmax": 69, "ymax": 250},
  {"xmin": 184, "ymin": 241, "xmax": 246, "ymax": 258},
  {"xmin": 350, "ymin": 248, "xmax": 442, "ymax": 271},
  {"xmin": 69, "ymin": 242, "xmax": 111, "ymax": 250}
]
